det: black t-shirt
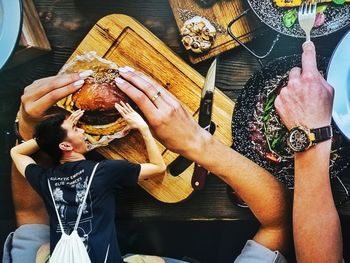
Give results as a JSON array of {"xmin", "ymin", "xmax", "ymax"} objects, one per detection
[{"xmin": 25, "ymin": 159, "xmax": 141, "ymax": 263}]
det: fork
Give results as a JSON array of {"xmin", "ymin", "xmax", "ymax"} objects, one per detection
[{"xmin": 298, "ymin": 2, "xmax": 317, "ymax": 42}]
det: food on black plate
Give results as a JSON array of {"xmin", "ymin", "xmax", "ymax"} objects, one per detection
[
  {"xmin": 232, "ymin": 55, "xmax": 350, "ymax": 188},
  {"xmin": 279, "ymin": 1, "xmax": 349, "ymax": 28},
  {"xmin": 249, "ymin": 70, "xmax": 350, "ymax": 186}
]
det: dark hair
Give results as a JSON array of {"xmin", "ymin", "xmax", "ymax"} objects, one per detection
[{"xmin": 34, "ymin": 114, "xmax": 67, "ymax": 163}]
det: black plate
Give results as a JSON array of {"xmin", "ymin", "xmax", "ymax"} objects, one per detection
[
  {"xmin": 232, "ymin": 55, "xmax": 350, "ymax": 188},
  {"xmin": 246, "ymin": 0, "xmax": 350, "ymax": 38}
]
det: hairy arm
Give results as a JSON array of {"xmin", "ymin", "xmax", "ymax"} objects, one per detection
[
  {"xmin": 275, "ymin": 41, "xmax": 342, "ymax": 262},
  {"xmin": 191, "ymin": 130, "xmax": 291, "ymax": 252},
  {"xmin": 294, "ymin": 142, "xmax": 342, "ymax": 262},
  {"xmin": 114, "ymin": 68, "xmax": 291, "ymax": 253}
]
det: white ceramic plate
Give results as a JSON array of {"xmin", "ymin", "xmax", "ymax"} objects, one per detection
[
  {"xmin": 327, "ymin": 29, "xmax": 350, "ymax": 140},
  {"xmin": 0, "ymin": 0, "xmax": 22, "ymax": 70}
]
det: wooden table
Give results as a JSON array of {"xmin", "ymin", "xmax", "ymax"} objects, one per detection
[{"xmin": 1, "ymin": 0, "xmax": 350, "ymax": 261}]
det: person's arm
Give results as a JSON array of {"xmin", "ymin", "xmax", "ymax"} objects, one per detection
[
  {"xmin": 274, "ymin": 41, "xmax": 342, "ymax": 262},
  {"xmin": 13, "ymin": 71, "xmax": 92, "ymax": 226},
  {"xmin": 114, "ymin": 68, "xmax": 291, "ymax": 253},
  {"xmin": 10, "ymin": 139, "xmax": 39, "ymax": 177},
  {"xmin": 294, "ymin": 141, "xmax": 342, "ymax": 262},
  {"xmin": 115, "ymin": 102, "xmax": 166, "ymax": 180}
]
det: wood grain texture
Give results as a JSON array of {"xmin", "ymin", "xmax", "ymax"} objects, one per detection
[
  {"xmin": 64, "ymin": 14, "xmax": 234, "ymax": 203},
  {"xmin": 168, "ymin": 0, "xmax": 258, "ymax": 64}
]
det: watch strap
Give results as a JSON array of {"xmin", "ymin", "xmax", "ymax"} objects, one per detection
[
  {"xmin": 311, "ymin": 125, "xmax": 333, "ymax": 144},
  {"xmin": 14, "ymin": 118, "xmax": 25, "ymax": 144}
]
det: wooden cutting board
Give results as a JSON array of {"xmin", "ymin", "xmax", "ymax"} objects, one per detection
[
  {"xmin": 63, "ymin": 14, "xmax": 234, "ymax": 203},
  {"xmin": 168, "ymin": 0, "xmax": 258, "ymax": 64}
]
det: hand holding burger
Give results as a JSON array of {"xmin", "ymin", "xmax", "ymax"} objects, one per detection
[{"xmin": 115, "ymin": 102, "xmax": 148, "ymax": 132}]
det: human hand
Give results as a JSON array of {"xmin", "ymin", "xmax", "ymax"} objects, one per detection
[
  {"xmin": 274, "ymin": 41, "xmax": 334, "ymax": 130},
  {"xmin": 115, "ymin": 101, "xmax": 148, "ymax": 131},
  {"xmin": 18, "ymin": 70, "xmax": 93, "ymax": 140},
  {"xmin": 115, "ymin": 66, "xmax": 207, "ymax": 158},
  {"xmin": 66, "ymin": 109, "xmax": 85, "ymax": 126}
]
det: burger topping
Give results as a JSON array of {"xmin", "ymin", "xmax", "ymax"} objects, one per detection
[{"xmin": 72, "ymin": 69, "xmax": 130, "ymax": 125}]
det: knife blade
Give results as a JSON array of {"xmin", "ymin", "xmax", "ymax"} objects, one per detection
[
  {"xmin": 168, "ymin": 59, "xmax": 217, "ymax": 190},
  {"xmin": 191, "ymin": 58, "xmax": 216, "ymax": 190}
]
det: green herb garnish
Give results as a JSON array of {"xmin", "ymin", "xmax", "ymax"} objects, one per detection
[
  {"xmin": 283, "ymin": 9, "xmax": 297, "ymax": 28},
  {"xmin": 333, "ymin": 0, "xmax": 346, "ymax": 4},
  {"xmin": 316, "ymin": 5, "xmax": 328, "ymax": 13}
]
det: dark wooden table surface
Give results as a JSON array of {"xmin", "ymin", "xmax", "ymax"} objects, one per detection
[
  {"xmin": 2, "ymin": 1, "xmax": 350, "ymax": 261},
  {"xmin": 1, "ymin": 0, "xmax": 350, "ymax": 254}
]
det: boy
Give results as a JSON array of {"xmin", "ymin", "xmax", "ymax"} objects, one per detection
[{"xmin": 10, "ymin": 102, "xmax": 166, "ymax": 263}]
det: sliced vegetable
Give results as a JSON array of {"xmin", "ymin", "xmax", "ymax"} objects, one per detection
[
  {"xmin": 314, "ymin": 13, "xmax": 326, "ymax": 28},
  {"xmin": 271, "ymin": 137, "xmax": 281, "ymax": 149},
  {"xmin": 263, "ymin": 114, "xmax": 271, "ymax": 122},
  {"xmin": 333, "ymin": 0, "xmax": 346, "ymax": 4},
  {"xmin": 283, "ymin": 9, "xmax": 298, "ymax": 28},
  {"xmin": 316, "ymin": 5, "xmax": 328, "ymax": 13},
  {"xmin": 266, "ymin": 152, "xmax": 281, "ymax": 163},
  {"xmin": 264, "ymin": 94, "xmax": 276, "ymax": 112}
]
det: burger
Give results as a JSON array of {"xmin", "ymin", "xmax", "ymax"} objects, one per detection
[
  {"xmin": 57, "ymin": 52, "xmax": 132, "ymax": 140},
  {"xmin": 71, "ymin": 68, "xmax": 130, "ymax": 135}
]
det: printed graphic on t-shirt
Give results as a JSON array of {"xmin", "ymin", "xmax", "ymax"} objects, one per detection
[
  {"xmin": 52, "ymin": 187, "xmax": 68, "ymax": 218},
  {"xmin": 75, "ymin": 176, "xmax": 89, "ymax": 215},
  {"xmin": 50, "ymin": 168, "xmax": 94, "ymax": 251}
]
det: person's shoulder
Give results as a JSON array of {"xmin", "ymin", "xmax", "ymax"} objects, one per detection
[
  {"xmin": 99, "ymin": 159, "xmax": 129, "ymax": 168},
  {"xmin": 98, "ymin": 160, "xmax": 141, "ymax": 173},
  {"xmin": 25, "ymin": 163, "xmax": 46, "ymax": 174}
]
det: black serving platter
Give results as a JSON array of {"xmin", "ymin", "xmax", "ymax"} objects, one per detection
[
  {"xmin": 232, "ymin": 54, "xmax": 350, "ymax": 188},
  {"xmin": 246, "ymin": 0, "xmax": 350, "ymax": 38}
]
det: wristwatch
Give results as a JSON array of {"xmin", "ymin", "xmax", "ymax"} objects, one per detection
[
  {"xmin": 14, "ymin": 118, "xmax": 25, "ymax": 144},
  {"xmin": 287, "ymin": 125, "xmax": 333, "ymax": 152}
]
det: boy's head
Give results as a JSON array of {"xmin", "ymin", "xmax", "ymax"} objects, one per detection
[{"xmin": 34, "ymin": 113, "xmax": 88, "ymax": 163}]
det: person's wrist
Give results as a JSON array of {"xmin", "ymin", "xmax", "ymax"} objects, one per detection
[
  {"xmin": 138, "ymin": 125, "xmax": 150, "ymax": 134},
  {"xmin": 16, "ymin": 110, "xmax": 36, "ymax": 141},
  {"xmin": 295, "ymin": 139, "xmax": 332, "ymax": 159},
  {"xmin": 182, "ymin": 127, "xmax": 212, "ymax": 163},
  {"xmin": 289, "ymin": 118, "xmax": 331, "ymax": 131},
  {"xmin": 306, "ymin": 119, "xmax": 332, "ymax": 130}
]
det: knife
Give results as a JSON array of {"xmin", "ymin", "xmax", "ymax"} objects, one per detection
[
  {"xmin": 191, "ymin": 58, "xmax": 216, "ymax": 190},
  {"xmin": 168, "ymin": 59, "xmax": 217, "ymax": 191}
]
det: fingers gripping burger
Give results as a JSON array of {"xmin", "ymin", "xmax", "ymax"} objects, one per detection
[
  {"xmin": 71, "ymin": 68, "xmax": 129, "ymax": 135},
  {"xmin": 57, "ymin": 52, "xmax": 132, "ymax": 144}
]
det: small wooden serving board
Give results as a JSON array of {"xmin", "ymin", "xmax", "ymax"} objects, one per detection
[
  {"xmin": 168, "ymin": 0, "xmax": 259, "ymax": 64},
  {"xmin": 62, "ymin": 14, "xmax": 234, "ymax": 203}
]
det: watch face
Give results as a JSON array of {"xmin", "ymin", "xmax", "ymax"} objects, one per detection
[{"xmin": 287, "ymin": 127, "xmax": 311, "ymax": 152}]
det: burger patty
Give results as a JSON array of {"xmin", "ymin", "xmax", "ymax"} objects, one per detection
[
  {"xmin": 73, "ymin": 79, "xmax": 129, "ymax": 111},
  {"xmin": 78, "ymin": 108, "xmax": 120, "ymax": 125},
  {"xmin": 72, "ymin": 69, "xmax": 131, "ymax": 126}
]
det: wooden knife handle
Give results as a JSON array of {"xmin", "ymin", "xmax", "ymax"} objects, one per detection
[{"xmin": 191, "ymin": 164, "xmax": 208, "ymax": 190}]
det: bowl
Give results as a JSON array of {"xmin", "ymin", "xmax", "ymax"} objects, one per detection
[
  {"xmin": 327, "ymin": 29, "xmax": 350, "ymax": 140},
  {"xmin": 0, "ymin": 0, "xmax": 22, "ymax": 71}
]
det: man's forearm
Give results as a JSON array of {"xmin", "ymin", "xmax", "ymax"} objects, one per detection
[
  {"xmin": 294, "ymin": 141, "xmax": 342, "ymax": 262},
  {"xmin": 186, "ymin": 130, "xmax": 291, "ymax": 250}
]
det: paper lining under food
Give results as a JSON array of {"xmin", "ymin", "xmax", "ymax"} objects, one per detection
[{"xmin": 57, "ymin": 51, "xmax": 130, "ymax": 150}]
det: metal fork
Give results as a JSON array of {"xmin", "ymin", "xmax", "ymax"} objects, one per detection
[{"xmin": 298, "ymin": 2, "xmax": 317, "ymax": 42}]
